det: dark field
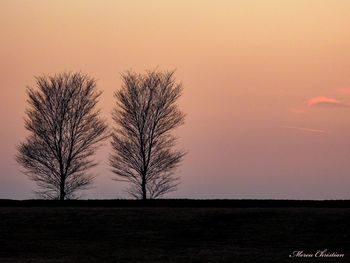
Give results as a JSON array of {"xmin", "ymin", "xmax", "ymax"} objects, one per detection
[{"xmin": 0, "ymin": 200, "xmax": 349, "ymax": 263}]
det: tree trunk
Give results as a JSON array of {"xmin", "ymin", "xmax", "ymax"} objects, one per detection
[
  {"xmin": 60, "ymin": 178, "xmax": 65, "ymax": 201},
  {"xmin": 141, "ymin": 178, "xmax": 147, "ymax": 200}
]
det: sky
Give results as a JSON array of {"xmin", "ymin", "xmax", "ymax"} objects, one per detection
[{"xmin": 1, "ymin": 0, "xmax": 350, "ymax": 199}]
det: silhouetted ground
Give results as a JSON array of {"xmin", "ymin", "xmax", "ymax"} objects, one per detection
[{"xmin": 0, "ymin": 200, "xmax": 349, "ymax": 262}]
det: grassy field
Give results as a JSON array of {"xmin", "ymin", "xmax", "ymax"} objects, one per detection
[{"xmin": 0, "ymin": 203, "xmax": 349, "ymax": 262}]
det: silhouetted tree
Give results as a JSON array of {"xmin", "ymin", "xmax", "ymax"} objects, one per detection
[
  {"xmin": 16, "ymin": 72, "xmax": 108, "ymax": 200},
  {"xmin": 110, "ymin": 70, "xmax": 186, "ymax": 200}
]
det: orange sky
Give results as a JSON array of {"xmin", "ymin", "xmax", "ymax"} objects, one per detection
[{"xmin": 1, "ymin": 0, "xmax": 350, "ymax": 199}]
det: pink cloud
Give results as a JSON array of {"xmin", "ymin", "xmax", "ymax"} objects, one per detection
[{"xmin": 305, "ymin": 96, "xmax": 349, "ymax": 108}]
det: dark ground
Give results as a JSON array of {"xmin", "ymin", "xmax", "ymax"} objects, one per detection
[{"xmin": 0, "ymin": 200, "xmax": 349, "ymax": 263}]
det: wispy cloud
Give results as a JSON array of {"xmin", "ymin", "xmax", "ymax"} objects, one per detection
[
  {"xmin": 285, "ymin": 126, "xmax": 329, "ymax": 134},
  {"xmin": 337, "ymin": 88, "xmax": 350, "ymax": 95},
  {"xmin": 288, "ymin": 107, "xmax": 307, "ymax": 114},
  {"xmin": 305, "ymin": 96, "xmax": 349, "ymax": 108}
]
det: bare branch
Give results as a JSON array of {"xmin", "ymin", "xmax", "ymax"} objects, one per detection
[
  {"xmin": 110, "ymin": 70, "xmax": 186, "ymax": 199},
  {"xmin": 16, "ymin": 72, "xmax": 109, "ymax": 200}
]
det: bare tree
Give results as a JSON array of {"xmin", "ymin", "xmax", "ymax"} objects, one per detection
[
  {"xmin": 110, "ymin": 70, "xmax": 186, "ymax": 200},
  {"xmin": 16, "ymin": 72, "xmax": 108, "ymax": 200}
]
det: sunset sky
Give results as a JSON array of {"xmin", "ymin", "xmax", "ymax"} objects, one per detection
[{"xmin": 1, "ymin": 0, "xmax": 350, "ymax": 199}]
